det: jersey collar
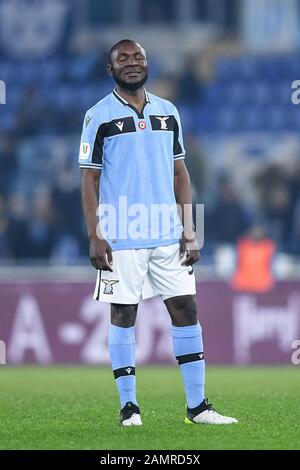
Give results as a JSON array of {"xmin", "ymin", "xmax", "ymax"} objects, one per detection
[
  {"xmin": 112, "ymin": 88, "xmax": 151, "ymax": 119},
  {"xmin": 113, "ymin": 88, "xmax": 151, "ymax": 105}
]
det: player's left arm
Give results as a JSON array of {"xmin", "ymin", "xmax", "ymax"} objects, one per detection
[{"xmin": 174, "ymin": 159, "xmax": 200, "ymax": 266}]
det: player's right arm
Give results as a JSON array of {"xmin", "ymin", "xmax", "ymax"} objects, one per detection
[
  {"xmin": 79, "ymin": 111, "xmax": 113, "ymax": 271},
  {"xmin": 81, "ymin": 169, "xmax": 112, "ymax": 271}
]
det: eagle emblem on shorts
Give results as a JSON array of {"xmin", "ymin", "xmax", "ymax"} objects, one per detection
[{"xmin": 102, "ymin": 279, "xmax": 119, "ymax": 294}]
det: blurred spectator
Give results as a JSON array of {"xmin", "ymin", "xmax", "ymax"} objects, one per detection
[
  {"xmin": 149, "ymin": 75, "xmax": 178, "ymax": 102},
  {"xmin": 184, "ymin": 134, "xmax": 205, "ymax": 204},
  {"xmin": 141, "ymin": 0, "xmax": 176, "ymax": 23},
  {"xmin": 231, "ymin": 223, "xmax": 276, "ymax": 293},
  {"xmin": 0, "ymin": 196, "xmax": 10, "ymax": 258},
  {"xmin": 16, "ymin": 86, "xmax": 52, "ymax": 136},
  {"xmin": 0, "ymin": 134, "xmax": 18, "ymax": 197},
  {"xmin": 7, "ymin": 193, "xmax": 30, "ymax": 258},
  {"xmin": 209, "ymin": 175, "xmax": 249, "ymax": 243},
  {"xmin": 87, "ymin": 51, "xmax": 108, "ymax": 81},
  {"xmin": 177, "ymin": 58, "xmax": 204, "ymax": 104},
  {"xmin": 52, "ymin": 164, "xmax": 82, "ymax": 258},
  {"xmin": 26, "ymin": 188, "xmax": 54, "ymax": 259},
  {"xmin": 286, "ymin": 160, "xmax": 300, "ymax": 253},
  {"xmin": 254, "ymin": 164, "xmax": 293, "ymax": 250}
]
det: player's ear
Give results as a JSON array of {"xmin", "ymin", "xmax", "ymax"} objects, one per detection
[{"xmin": 107, "ymin": 64, "xmax": 113, "ymax": 76}]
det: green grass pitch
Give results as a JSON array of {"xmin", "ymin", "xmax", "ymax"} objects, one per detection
[{"xmin": 0, "ymin": 366, "xmax": 299, "ymax": 450}]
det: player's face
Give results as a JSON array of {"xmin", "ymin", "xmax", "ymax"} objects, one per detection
[{"xmin": 108, "ymin": 43, "xmax": 148, "ymax": 91}]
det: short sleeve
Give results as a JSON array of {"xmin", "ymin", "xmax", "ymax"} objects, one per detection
[
  {"xmin": 78, "ymin": 111, "xmax": 104, "ymax": 170},
  {"xmin": 172, "ymin": 105, "xmax": 186, "ymax": 160}
]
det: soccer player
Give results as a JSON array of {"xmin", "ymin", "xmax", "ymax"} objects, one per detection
[{"xmin": 79, "ymin": 39, "xmax": 237, "ymax": 426}]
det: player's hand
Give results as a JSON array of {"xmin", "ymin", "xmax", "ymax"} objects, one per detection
[
  {"xmin": 89, "ymin": 237, "xmax": 113, "ymax": 271},
  {"xmin": 179, "ymin": 231, "xmax": 200, "ymax": 267}
]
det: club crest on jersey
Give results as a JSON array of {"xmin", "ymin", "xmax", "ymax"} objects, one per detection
[
  {"xmin": 80, "ymin": 142, "xmax": 90, "ymax": 159},
  {"xmin": 155, "ymin": 116, "xmax": 169, "ymax": 130},
  {"xmin": 102, "ymin": 279, "xmax": 119, "ymax": 294},
  {"xmin": 138, "ymin": 120, "xmax": 146, "ymax": 130}
]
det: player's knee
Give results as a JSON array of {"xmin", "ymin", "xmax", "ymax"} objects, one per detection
[
  {"xmin": 180, "ymin": 298, "xmax": 198, "ymax": 326},
  {"xmin": 111, "ymin": 304, "xmax": 137, "ymax": 327},
  {"xmin": 166, "ymin": 295, "xmax": 198, "ymax": 326}
]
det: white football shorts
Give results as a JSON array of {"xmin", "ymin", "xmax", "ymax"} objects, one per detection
[{"xmin": 93, "ymin": 242, "xmax": 196, "ymax": 304}]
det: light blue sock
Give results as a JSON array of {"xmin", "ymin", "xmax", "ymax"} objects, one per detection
[
  {"xmin": 171, "ymin": 322, "xmax": 205, "ymax": 409},
  {"xmin": 108, "ymin": 324, "xmax": 138, "ymax": 409}
]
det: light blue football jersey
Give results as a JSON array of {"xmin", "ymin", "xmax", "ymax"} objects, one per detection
[{"xmin": 78, "ymin": 88, "xmax": 185, "ymax": 250}]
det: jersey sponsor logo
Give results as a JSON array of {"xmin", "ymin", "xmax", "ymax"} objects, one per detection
[
  {"xmin": 102, "ymin": 279, "xmax": 119, "ymax": 294},
  {"xmin": 79, "ymin": 142, "xmax": 91, "ymax": 159},
  {"xmin": 155, "ymin": 116, "xmax": 169, "ymax": 130},
  {"xmin": 115, "ymin": 121, "xmax": 124, "ymax": 132},
  {"xmin": 138, "ymin": 120, "xmax": 146, "ymax": 130},
  {"xmin": 85, "ymin": 115, "xmax": 93, "ymax": 127}
]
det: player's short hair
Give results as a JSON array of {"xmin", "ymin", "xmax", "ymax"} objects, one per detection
[{"xmin": 108, "ymin": 39, "xmax": 144, "ymax": 64}]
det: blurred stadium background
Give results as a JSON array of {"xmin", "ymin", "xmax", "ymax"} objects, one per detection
[{"xmin": 1, "ymin": 0, "xmax": 300, "ymax": 367}]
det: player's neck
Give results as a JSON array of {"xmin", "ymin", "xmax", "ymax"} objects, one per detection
[{"xmin": 116, "ymin": 86, "xmax": 146, "ymax": 110}]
